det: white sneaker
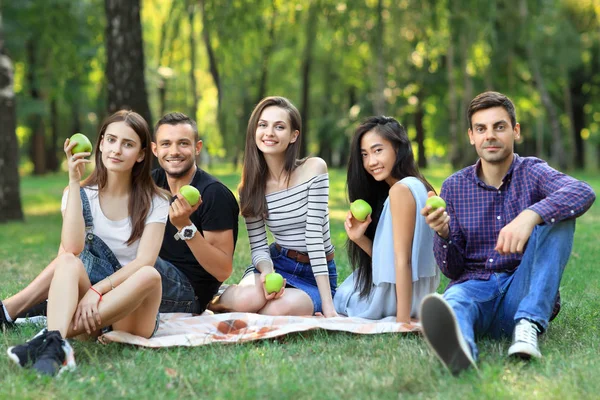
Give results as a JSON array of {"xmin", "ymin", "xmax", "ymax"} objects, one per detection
[
  {"xmin": 508, "ymin": 319, "xmax": 542, "ymax": 359},
  {"xmin": 420, "ymin": 293, "xmax": 477, "ymax": 375}
]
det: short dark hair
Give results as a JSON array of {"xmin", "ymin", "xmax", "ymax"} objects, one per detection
[
  {"xmin": 154, "ymin": 112, "xmax": 199, "ymax": 141},
  {"xmin": 467, "ymin": 91, "xmax": 517, "ymax": 130}
]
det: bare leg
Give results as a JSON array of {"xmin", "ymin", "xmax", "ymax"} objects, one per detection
[
  {"xmin": 212, "ymin": 273, "xmax": 267, "ymax": 313},
  {"xmin": 3, "ymin": 256, "xmax": 60, "ymax": 319},
  {"xmin": 258, "ymin": 288, "xmax": 314, "ymax": 316},
  {"xmin": 98, "ymin": 266, "xmax": 162, "ymax": 338},
  {"xmin": 46, "ymin": 253, "xmax": 91, "ymax": 337}
]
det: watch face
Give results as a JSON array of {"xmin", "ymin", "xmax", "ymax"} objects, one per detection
[{"xmin": 183, "ymin": 228, "xmax": 194, "ymax": 238}]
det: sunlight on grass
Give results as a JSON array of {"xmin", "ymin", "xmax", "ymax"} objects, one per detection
[{"xmin": 24, "ymin": 201, "xmax": 61, "ymax": 216}]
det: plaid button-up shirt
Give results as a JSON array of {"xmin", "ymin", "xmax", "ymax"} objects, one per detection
[{"xmin": 434, "ymin": 155, "xmax": 596, "ymax": 286}]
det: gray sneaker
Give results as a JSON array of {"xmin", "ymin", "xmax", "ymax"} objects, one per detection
[
  {"xmin": 507, "ymin": 319, "xmax": 542, "ymax": 359},
  {"xmin": 420, "ymin": 293, "xmax": 477, "ymax": 375}
]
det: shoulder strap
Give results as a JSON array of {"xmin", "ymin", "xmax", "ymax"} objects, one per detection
[{"xmin": 79, "ymin": 188, "xmax": 94, "ymax": 232}]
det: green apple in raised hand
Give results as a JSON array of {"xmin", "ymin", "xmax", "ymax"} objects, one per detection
[
  {"xmin": 350, "ymin": 199, "xmax": 372, "ymax": 222},
  {"xmin": 180, "ymin": 185, "xmax": 200, "ymax": 206},
  {"xmin": 425, "ymin": 195, "xmax": 446, "ymax": 211},
  {"xmin": 264, "ymin": 272, "xmax": 284, "ymax": 294},
  {"xmin": 70, "ymin": 133, "xmax": 93, "ymax": 154}
]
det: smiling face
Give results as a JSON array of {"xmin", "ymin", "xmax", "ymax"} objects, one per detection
[
  {"xmin": 152, "ymin": 123, "xmax": 202, "ymax": 178},
  {"xmin": 99, "ymin": 121, "xmax": 145, "ymax": 173},
  {"xmin": 468, "ymin": 106, "xmax": 520, "ymax": 167},
  {"xmin": 360, "ymin": 130, "xmax": 398, "ymax": 186},
  {"xmin": 254, "ymin": 106, "xmax": 299, "ymax": 156}
]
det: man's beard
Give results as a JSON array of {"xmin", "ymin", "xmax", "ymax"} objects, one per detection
[{"xmin": 164, "ymin": 160, "xmax": 195, "ymax": 178}]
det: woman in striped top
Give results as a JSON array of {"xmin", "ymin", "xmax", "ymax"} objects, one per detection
[{"xmin": 217, "ymin": 96, "xmax": 338, "ymax": 316}]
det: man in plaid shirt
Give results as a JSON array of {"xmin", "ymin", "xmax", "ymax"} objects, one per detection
[{"xmin": 419, "ymin": 91, "xmax": 596, "ymax": 375}]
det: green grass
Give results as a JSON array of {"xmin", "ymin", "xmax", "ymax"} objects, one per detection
[{"xmin": 1, "ymin": 165, "xmax": 599, "ymax": 399}]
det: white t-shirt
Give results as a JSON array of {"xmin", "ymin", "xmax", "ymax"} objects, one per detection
[{"xmin": 61, "ymin": 186, "xmax": 169, "ymax": 266}]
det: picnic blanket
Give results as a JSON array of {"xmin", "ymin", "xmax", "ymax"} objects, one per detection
[{"xmin": 98, "ymin": 312, "xmax": 421, "ymax": 348}]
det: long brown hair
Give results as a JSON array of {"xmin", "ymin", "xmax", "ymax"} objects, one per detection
[
  {"xmin": 346, "ymin": 116, "xmax": 435, "ymax": 298},
  {"xmin": 238, "ymin": 96, "xmax": 303, "ymax": 218},
  {"xmin": 82, "ymin": 110, "xmax": 165, "ymax": 245}
]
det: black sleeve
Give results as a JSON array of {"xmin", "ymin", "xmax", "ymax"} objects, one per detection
[{"xmin": 197, "ymin": 183, "xmax": 239, "ymax": 232}]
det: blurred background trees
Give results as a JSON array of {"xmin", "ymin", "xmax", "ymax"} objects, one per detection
[{"xmin": 2, "ymin": 0, "xmax": 600, "ymax": 221}]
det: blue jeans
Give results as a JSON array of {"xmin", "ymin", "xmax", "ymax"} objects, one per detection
[
  {"xmin": 154, "ymin": 257, "xmax": 205, "ymax": 314},
  {"xmin": 243, "ymin": 243, "xmax": 337, "ymax": 314},
  {"xmin": 443, "ymin": 220, "xmax": 575, "ymax": 360}
]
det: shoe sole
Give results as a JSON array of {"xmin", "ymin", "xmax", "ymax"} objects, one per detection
[
  {"xmin": 420, "ymin": 293, "xmax": 477, "ymax": 376},
  {"xmin": 57, "ymin": 342, "xmax": 77, "ymax": 376},
  {"xmin": 507, "ymin": 342, "xmax": 541, "ymax": 360}
]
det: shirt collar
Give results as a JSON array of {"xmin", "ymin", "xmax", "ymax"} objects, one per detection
[{"xmin": 466, "ymin": 154, "xmax": 521, "ymax": 189}]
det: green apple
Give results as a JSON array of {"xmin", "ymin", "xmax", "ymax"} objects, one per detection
[
  {"xmin": 180, "ymin": 185, "xmax": 200, "ymax": 206},
  {"xmin": 426, "ymin": 195, "xmax": 446, "ymax": 211},
  {"xmin": 70, "ymin": 133, "xmax": 93, "ymax": 154},
  {"xmin": 350, "ymin": 199, "xmax": 372, "ymax": 222},
  {"xmin": 264, "ymin": 272, "xmax": 284, "ymax": 294}
]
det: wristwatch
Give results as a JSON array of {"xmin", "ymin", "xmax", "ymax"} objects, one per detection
[{"xmin": 174, "ymin": 223, "xmax": 198, "ymax": 241}]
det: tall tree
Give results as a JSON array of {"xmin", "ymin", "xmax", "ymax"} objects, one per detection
[
  {"xmin": 0, "ymin": 7, "xmax": 24, "ymax": 222},
  {"xmin": 300, "ymin": 1, "xmax": 319, "ymax": 157},
  {"xmin": 104, "ymin": 0, "xmax": 152, "ymax": 125}
]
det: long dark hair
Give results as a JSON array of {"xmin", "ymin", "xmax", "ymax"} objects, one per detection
[
  {"xmin": 239, "ymin": 96, "xmax": 303, "ymax": 218},
  {"xmin": 346, "ymin": 116, "xmax": 434, "ymax": 298},
  {"xmin": 82, "ymin": 110, "xmax": 165, "ymax": 245}
]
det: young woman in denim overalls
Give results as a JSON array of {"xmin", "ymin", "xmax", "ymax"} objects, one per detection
[
  {"xmin": 215, "ymin": 97, "xmax": 338, "ymax": 317},
  {"xmin": 6, "ymin": 111, "xmax": 169, "ymax": 376}
]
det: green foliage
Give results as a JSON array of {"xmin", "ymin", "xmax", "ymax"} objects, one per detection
[{"xmin": 3, "ymin": 0, "xmax": 600, "ymax": 171}]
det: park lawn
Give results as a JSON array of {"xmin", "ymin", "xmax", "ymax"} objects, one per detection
[{"xmin": 0, "ymin": 165, "xmax": 599, "ymax": 399}]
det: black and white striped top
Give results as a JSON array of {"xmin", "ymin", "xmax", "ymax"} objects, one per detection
[{"xmin": 246, "ymin": 173, "xmax": 335, "ymax": 276}]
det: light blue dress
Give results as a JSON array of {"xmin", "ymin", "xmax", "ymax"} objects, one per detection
[{"xmin": 334, "ymin": 177, "xmax": 440, "ymax": 319}]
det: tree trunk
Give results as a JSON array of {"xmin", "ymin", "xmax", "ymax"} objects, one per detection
[
  {"xmin": 300, "ymin": 1, "xmax": 319, "ymax": 158},
  {"xmin": 519, "ymin": 0, "xmax": 566, "ymax": 170},
  {"xmin": 256, "ymin": 0, "xmax": 277, "ymax": 105},
  {"xmin": 373, "ymin": 0, "xmax": 386, "ymax": 115},
  {"xmin": 200, "ymin": 0, "xmax": 225, "ymax": 150},
  {"xmin": 46, "ymin": 97, "xmax": 60, "ymax": 172},
  {"xmin": 0, "ymin": 11, "xmax": 24, "ymax": 222},
  {"xmin": 415, "ymin": 90, "xmax": 427, "ymax": 168},
  {"xmin": 104, "ymin": 0, "xmax": 152, "ymax": 126},
  {"xmin": 188, "ymin": 1, "xmax": 199, "ymax": 121},
  {"xmin": 26, "ymin": 39, "xmax": 47, "ymax": 175},
  {"xmin": 569, "ymin": 76, "xmax": 586, "ymax": 169},
  {"xmin": 447, "ymin": 22, "xmax": 461, "ymax": 169}
]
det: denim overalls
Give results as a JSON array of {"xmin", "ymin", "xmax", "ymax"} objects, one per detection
[
  {"xmin": 77, "ymin": 188, "xmax": 159, "ymax": 336},
  {"xmin": 77, "ymin": 188, "xmax": 122, "ymax": 283}
]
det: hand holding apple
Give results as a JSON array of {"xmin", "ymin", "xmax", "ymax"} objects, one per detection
[
  {"xmin": 350, "ymin": 199, "xmax": 372, "ymax": 222},
  {"xmin": 180, "ymin": 185, "xmax": 201, "ymax": 206},
  {"xmin": 425, "ymin": 195, "xmax": 446, "ymax": 212},
  {"xmin": 69, "ymin": 133, "xmax": 93, "ymax": 155},
  {"xmin": 420, "ymin": 192, "xmax": 450, "ymax": 239},
  {"xmin": 264, "ymin": 272, "xmax": 284, "ymax": 294},
  {"xmin": 64, "ymin": 135, "xmax": 92, "ymax": 183}
]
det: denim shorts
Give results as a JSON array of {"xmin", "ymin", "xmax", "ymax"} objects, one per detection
[
  {"xmin": 243, "ymin": 243, "xmax": 337, "ymax": 314},
  {"xmin": 154, "ymin": 257, "xmax": 205, "ymax": 314}
]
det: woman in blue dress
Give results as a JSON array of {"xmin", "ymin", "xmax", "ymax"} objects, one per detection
[{"xmin": 334, "ymin": 116, "xmax": 440, "ymax": 323}]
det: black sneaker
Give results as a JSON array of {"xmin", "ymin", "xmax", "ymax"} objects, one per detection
[
  {"xmin": 7, "ymin": 328, "xmax": 48, "ymax": 367},
  {"xmin": 420, "ymin": 293, "xmax": 477, "ymax": 376},
  {"xmin": 32, "ymin": 331, "xmax": 76, "ymax": 377},
  {"xmin": 0, "ymin": 299, "xmax": 15, "ymax": 329},
  {"xmin": 16, "ymin": 301, "xmax": 48, "ymax": 319}
]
